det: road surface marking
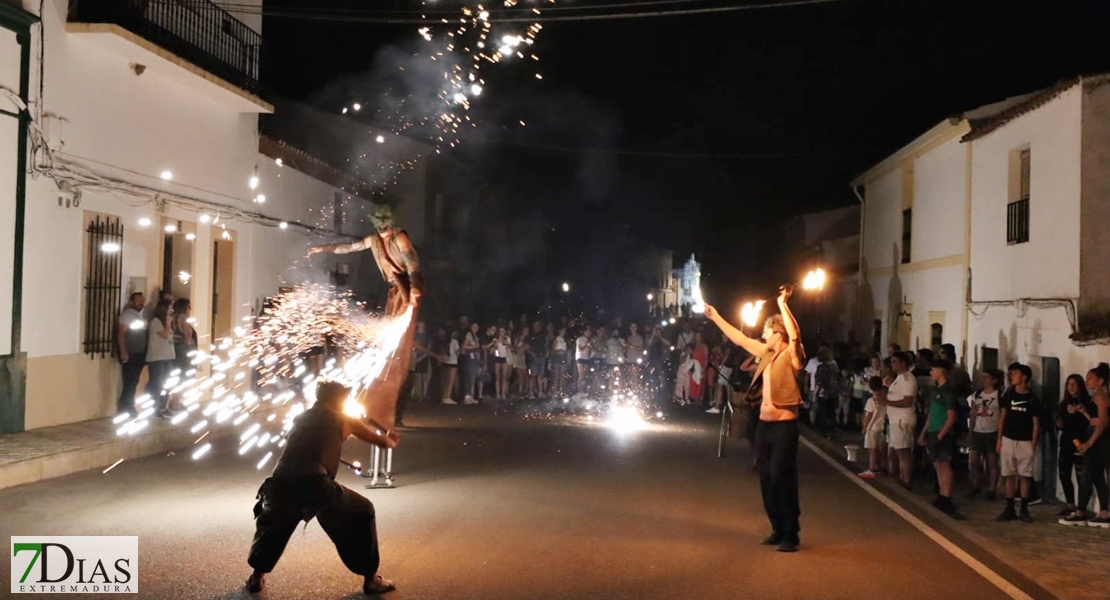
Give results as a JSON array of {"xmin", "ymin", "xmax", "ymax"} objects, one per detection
[{"xmin": 800, "ymin": 436, "xmax": 1035, "ymax": 600}]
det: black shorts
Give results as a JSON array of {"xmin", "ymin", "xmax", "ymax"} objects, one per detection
[
  {"xmin": 444, "ymin": 363, "xmax": 458, "ymax": 370},
  {"xmin": 493, "ymin": 357, "xmax": 507, "ymax": 364},
  {"xmin": 576, "ymin": 359, "xmax": 589, "ymax": 364},
  {"xmin": 926, "ymin": 431, "xmax": 956, "ymax": 463}
]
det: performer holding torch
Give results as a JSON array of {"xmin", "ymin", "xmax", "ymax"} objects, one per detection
[
  {"xmin": 705, "ymin": 285, "xmax": 806, "ymax": 553},
  {"xmin": 307, "ymin": 205, "xmax": 423, "ymax": 432}
]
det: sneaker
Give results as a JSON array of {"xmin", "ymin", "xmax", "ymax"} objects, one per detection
[
  {"xmin": 1019, "ymin": 509, "xmax": 1034, "ymax": 523},
  {"xmin": 858, "ymin": 470, "xmax": 878, "ymax": 479},
  {"xmin": 997, "ymin": 508, "xmax": 1018, "ymax": 522},
  {"xmin": 1056, "ymin": 507, "xmax": 1075, "ymax": 517},
  {"xmin": 1027, "ymin": 497, "xmax": 1043, "ymax": 506},
  {"xmin": 441, "ymin": 399, "xmax": 458, "ymax": 405},
  {"xmin": 1059, "ymin": 514, "xmax": 1088, "ymax": 526},
  {"xmin": 463, "ymin": 397, "xmax": 479, "ymax": 405},
  {"xmin": 246, "ymin": 572, "xmax": 265, "ymax": 594},
  {"xmin": 1087, "ymin": 515, "xmax": 1110, "ymax": 529},
  {"xmin": 363, "ymin": 574, "xmax": 395, "ymax": 595},
  {"xmin": 706, "ymin": 407, "xmax": 721, "ymax": 414}
]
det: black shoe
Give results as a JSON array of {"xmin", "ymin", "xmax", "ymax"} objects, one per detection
[
  {"xmin": 1019, "ymin": 509, "xmax": 1034, "ymax": 523},
  {"xmin": 984, "ymin": 490, "xmax": 997, "ymax": 501},
  {"xmin": 246, "ymin": 572, "xmax": 265, "ymax": 594},
  {"xmin": 777, "ymin": 536, "xmax": 800, "ymax": 553},
  {"xmin": 997, "ymin": 509, "xmax": 1018, "ymax": 522},
  {"xmin": 761, "ymin": 532, "xmax": 784, "ymax": 545},
  {"xmin": 967, "ymin": 487, "xmax": 981, "ymax": 499}
]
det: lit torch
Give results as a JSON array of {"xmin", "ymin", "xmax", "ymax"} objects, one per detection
[{"xmin": 802, "ymin": 268, "xmax": 827, "ymax": 291}]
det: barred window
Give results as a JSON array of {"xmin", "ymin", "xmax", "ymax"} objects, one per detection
[
  {"xmin": 1007, "ymin": 149, "xmax": 1030, "ymax": 245},
  {"xmin": 901, "ymin": 208, "xmax": 912, "ymax": 264},
  {"xmin": 83, "ymin": 215, "xmax": 124, "ymax": 357}
]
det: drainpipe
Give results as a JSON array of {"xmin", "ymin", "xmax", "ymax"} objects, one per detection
[{"xmin": 852, "ymin": 184, "xmax": 866, "ymax": 346}]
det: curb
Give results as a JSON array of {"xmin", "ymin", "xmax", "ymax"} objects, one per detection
[{"xmin": 0, "ymin": 406, "xmax": 282, "ymax": 491}]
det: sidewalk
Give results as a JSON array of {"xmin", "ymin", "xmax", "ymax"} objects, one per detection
[
  {"xmin": 0, "ymin": 408, "xmax": 275, "ymax": 491},
  {"xmin": 804, "ymin": 427, "xmax": 1110, "ymax": 600}
]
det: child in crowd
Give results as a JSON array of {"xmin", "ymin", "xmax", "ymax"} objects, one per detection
[{"xmin": 859, "ymin": 376, "xmax": 888, "ymax": 479}]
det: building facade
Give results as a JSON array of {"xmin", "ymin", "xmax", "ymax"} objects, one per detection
[
  {"xmin": 0, "ymin": 0, "xmax": 411, "ymax": 433},
  {"xmin": 854, "ymin": 118, "xmax": 974, "ymax": 362},
  {"xmin": 963, "ymin": 76, "xmax": 1110, "ymax": 396}
]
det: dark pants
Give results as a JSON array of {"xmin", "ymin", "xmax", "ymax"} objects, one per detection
[
  {"xmin": 756, "ymin": 419, "xmax": 801, "ymax": 538},
  {"xmin": 1059, "ymin": 441, "xmax": 1080, "ymax": 506},
  {"xmin": 248, "ymin": 476, "xmax": 380, "ymax": 576},
  {"xmin": 117, "ymin": 353, "xmax": 146, "ymax": 414},
  {"xmin": 815, "ymin": 396, "xmax": 837, "ymax": 434},
  {"xmin": 1078, "ymin": 440, "xmax": 1109, "ymax": 514}
]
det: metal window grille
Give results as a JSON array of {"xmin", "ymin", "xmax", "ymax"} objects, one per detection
[
  {"xmin": 1008, "ymin": 149, "xmax": 1031, "ymax": 245},
  {"xmin": 1007, "ymin": 198, "xmax": 1030, "ymax": 245},
  {"xmin": 901, "ymin": 208, "xmax": 912, "ymax": 264},
  {"xmin": 83, "ymin": 216, "xmax": 124, "ymax": 358}
]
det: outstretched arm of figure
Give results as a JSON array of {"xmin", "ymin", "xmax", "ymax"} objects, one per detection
[
  {"xmin": 306, "ymin": 235, "xmax": 371, "ymax": 257},
  {"xmin": 704, "ymin": 304, "xmax": 766, "ymax": 357}
]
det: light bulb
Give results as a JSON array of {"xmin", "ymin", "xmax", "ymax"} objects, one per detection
[
  {"xmin": 199, "ymin": 214, "xmax": 211, "ymax": 224},
  {"xmin": 138, "ymin": 217, "xmax": 152, "ymax": 227},
  {"xmin": 160, "ymin": 170, "xmax": 173, "ymax": 180},
  {"xmin": 249, "ymin": 174, "xmax": 259, "ymax": 190},
  {"xmin": 279, "ymin": 222, "xmax": 288, "ymax": 229},
  {"xmin": 255, "ymin": 194, "xmax": 266, "ymax": 203}
]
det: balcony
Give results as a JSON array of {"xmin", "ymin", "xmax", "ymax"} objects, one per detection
[{"xmin": 67, "ymin": 0, "xmax": 270, "ymax": 111}]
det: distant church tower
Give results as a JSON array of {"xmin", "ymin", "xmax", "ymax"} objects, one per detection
[{"xmin": 677, "ymin": 253, "xmax": 701, "ymax": 307}]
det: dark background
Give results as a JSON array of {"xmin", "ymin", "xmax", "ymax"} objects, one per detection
[{"xmin": 258, "ymin": 0, "xmax": 1110, "ymax": 319}]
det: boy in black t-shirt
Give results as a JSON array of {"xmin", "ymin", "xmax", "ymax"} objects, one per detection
[{"xmin": 996, "ymin": 363, "xmax": 1041, "ymax": 523}]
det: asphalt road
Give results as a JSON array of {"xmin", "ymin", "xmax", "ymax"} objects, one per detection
[{"xmin": 0, "ymin": 401, "xmax": 1017, "ymax": 600}]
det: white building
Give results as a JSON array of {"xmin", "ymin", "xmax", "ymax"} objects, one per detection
[
  {"xmin": 963, "ymin": 75, "xmax": 1110, "ymax": 390},
  {"xmin": 0, "ymin": 0, "xmax": 414, "ymax": 433},
  {"xmin": 853, "ymin": 116, "xmax": 974, "ymax": 361}
]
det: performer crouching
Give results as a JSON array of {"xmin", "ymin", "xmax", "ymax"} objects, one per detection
[
  {"xmin": 705, "ymin": 285, "xmax": 805, "ymax": 552},
  {"xmin": 247, "ymin": 381, "xmax": 400, "ymax": 595}
]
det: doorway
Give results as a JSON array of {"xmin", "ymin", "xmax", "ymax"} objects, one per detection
[
  {"xmin": 211, "ymin": 233, "xmax": 235, "ymax": 342},
  {"xmin": 160, "ymin": 217, "xmax": 195, "ymax": 302}
]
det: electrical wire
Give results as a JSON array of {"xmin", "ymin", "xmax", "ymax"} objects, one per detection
[{"xmin": 216, "ymin": 0, "xmax": 848, "ymax": 24}]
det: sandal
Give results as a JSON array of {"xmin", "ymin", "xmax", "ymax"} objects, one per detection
[{"xmin": 364, "ymin": 574, "xmax": 396, "ymax": 595}]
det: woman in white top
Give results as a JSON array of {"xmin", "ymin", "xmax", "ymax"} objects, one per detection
[
  {"xmin": 145, "ymin": 299, "xmax": 177, "ymax": 417},
  {"xmin": 493, "ymin": 327, "xmax": 512, "ymax": 400},
  {"xmin": 441, "ymin": 331, "xmax": 460, "ymax": 404},
  {"xmin": 551, "ymin": 326, "xmax": 568, "ymax": 396}
]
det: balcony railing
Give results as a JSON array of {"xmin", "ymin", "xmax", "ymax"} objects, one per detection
[
  {"xmin": 68, "ymin": 0, "xmax": 262, "ymax": 95},
  {"xmin": 1007, "ymin": 197, "xmax": 1030, "ymax": 245}
]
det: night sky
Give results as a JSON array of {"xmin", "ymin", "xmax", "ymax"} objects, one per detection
[{"xmin": 258, "ymin": 0, "xmax": 1110, "ymax": 316}]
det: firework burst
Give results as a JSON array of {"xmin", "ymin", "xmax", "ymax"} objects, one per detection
[{"xmin": 113, "ymin": 284, "xmax": 413, "ymax": 469}]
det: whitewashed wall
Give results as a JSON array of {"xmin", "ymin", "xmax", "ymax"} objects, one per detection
[
  {"xmin": 968, "ymin": 86, "xmax": 1082, "ymax": 302},
  {"xmin": 15, "ymin": 0, "xmax": 382, "ymax": 430},
  {"xmin": 860, "ymin": 133, "xmax": 969, "ymax": 354}
]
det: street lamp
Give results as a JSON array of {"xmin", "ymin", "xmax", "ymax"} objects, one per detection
[
  {"xmin": 646, "ymin": 293, "xmax": 653, "ymax": 301},
  {"xmin": 561, "ymin": 282, "xmax": 570, "ymax": 293}
]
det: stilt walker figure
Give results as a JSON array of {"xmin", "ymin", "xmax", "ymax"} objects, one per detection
[
  {"xmin": 246, "ymin": 381, "xmax": 400, "ymax": 595},
  {"xmin": 308, "ymin": 205, "xmax": 423, "ymax": 482}
]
